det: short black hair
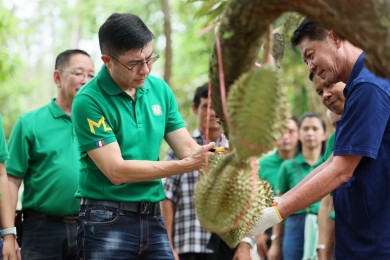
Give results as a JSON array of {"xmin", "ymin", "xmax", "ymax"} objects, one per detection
[
  {"xmin": 291, "ymin": 18, "xmax": 329, "ymax": 49},
  {"xmin": 99, "ymin": 13, "xmax": 154, "ymax": 57},
  {"xmin": 193, "ymin": 83, "xmax": 209, "ymax": 109},
  {"xmin": 55, "ymin": 49, "xmax": 90, "ymax": 70}
]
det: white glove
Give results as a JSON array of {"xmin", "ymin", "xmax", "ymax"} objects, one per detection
[{"xmin": 247, "ymin": 206, "xmax": 283, "ymax": 236}]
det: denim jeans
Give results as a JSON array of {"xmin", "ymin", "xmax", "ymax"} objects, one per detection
[
  {"xmin": 77, "ymin": 204, "xmax": 174, "ymax": 260},
  {"xmin": 21, "ymin": 213, "xmax": 77, "ymax": 260},
  {"xmin": 282, "ymin": 213, "xmax": 306, "ymax": 260}
]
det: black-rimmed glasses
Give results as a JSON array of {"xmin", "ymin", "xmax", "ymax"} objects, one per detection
[{"xmin": 109, "ymin": 52, "xmax": 160, "ymax": 72}]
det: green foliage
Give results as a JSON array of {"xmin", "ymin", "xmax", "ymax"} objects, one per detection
[{"xmin": 0, "ymin": 6, "xmax": 29, "ymax": 138}]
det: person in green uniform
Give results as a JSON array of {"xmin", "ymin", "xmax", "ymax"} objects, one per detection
[
  {"xmin": 256, "ymin": 117, "xmax": 299, "ymax": 259},
  {"xmin": 0, "ymin": 115, "xmax": 19, "ymax": 260},
  {"xmin": 274, "ymin": 112, "xmax": 326, "ymax": 260},
  {"xmin": 71, "ymin": 13, "xmax": 215, "ymax": 259},
  {"xmin": 6, "ymin": 49, "xmax": 95, "ymax": 260}
]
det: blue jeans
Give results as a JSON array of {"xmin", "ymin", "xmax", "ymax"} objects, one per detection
[
  {"xmin": 77, "ymin": 204, "xmax": 174, "ymax": 260},
  {"xmin": 282, "ymin": 213, "xmax": 306, "ymax": 260},
  {"xmin": 21, "ymin": 213, "xmax": 77, "ymax": 259}
]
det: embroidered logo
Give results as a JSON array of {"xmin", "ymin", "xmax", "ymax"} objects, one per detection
[
  {"xmin": 87, "ymin": 117, "xmax": 112, "ymax": 134},
  {"xmin": 152, "ymin": 104, "xmax": 162, "ymax": 116}
]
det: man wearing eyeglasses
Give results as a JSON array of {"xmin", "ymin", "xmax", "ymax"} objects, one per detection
[
  {"xmin": 6, "ymin": 49, "xmax": 95, "ymax": 259},
  {"xmin": 71, "ymin": 13, "xmax": 215, "ymax": 259}
]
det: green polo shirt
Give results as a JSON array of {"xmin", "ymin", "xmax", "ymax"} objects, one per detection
[
  {"xmin": 258, "ymin": 151, "xmax": 285, "ymax": 193},
  {"xmin": 6, "ymin": 99, "xmax": 80, "ymax": 216},
  {"xmin": 324, "ymin": 132, "xmax": 335, "ymax": 161},
  {"xmin": 277, "ymin": 153, "xmax": 323, "ymax": 215},
  {"xmin": 0, "ymin": 115, "xmax": 9, "ymax": 163},
  {"xmin": 72, "ymin": 65, "xmax": 185, "ymax": 203},
  {"xmin": 324, "ymin": 132, "xmax": 336, "ymax": 220}
]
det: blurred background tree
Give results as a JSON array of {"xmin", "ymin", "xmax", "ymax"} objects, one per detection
[{"xmin": 1, "ymin": 0, "xmax": 322, "ymax": 141}]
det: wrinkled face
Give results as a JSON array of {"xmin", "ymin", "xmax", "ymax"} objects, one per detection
[
  {"xmin": 299, "ymin": 117, "xmax": 326, "ymax": 150},
  {"xmin": 194, "ymin": 97, "xmax": 221, "ymax": 133},
  {"xmin": 103, "ymin": 42, "xmax": 156, "ymax": 90},
  {"xmin": 56, "ymin": 54, "xmax": 95, "ymax": 101},
  {"xmin": 299, "ymin": 35, "xmax": 340, "ymax": 87},
  {"xmin": 313, "ymin": 76, "xmax": 345, "ymax": 115},
  {"xmin": 275, "ymin": 119, "xmax": 299, "ymax": 153}
]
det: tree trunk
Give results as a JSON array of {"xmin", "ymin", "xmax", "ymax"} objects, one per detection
[{"xmin": 161, "ymin": 0, "xmax": 172, "ymax": 85}]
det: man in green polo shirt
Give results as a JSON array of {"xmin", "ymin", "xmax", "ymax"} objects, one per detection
[
  {"xmin": 6, "ymin": 49, "xmax": 95, "ymax": 259},
  {"xmin": 71, "ymin": 13, "xmax": 215, "ymax": 259}
]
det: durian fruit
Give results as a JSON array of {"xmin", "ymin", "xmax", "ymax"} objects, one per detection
[
  {"xmin": 194, "ymin": 152, "xmax": 273, "ymax": 247},
  {"xmin": 227, "ymin": 66, "xmax": 290, "ymax": 159}
]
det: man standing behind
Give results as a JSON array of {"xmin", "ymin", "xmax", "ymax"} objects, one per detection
[
  {"xmin": 6, "ymin": 49, "xmax": 95, "ymax": 259},
  {"xmin": 163, "ymin": 83, "xmax": 245, "ymax": 260},
  {"xmin": 72, "ymin": 13, "xmax": 214, "ymax": 259}
]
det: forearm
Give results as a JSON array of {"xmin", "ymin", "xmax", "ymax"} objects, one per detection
[
  {"xmin": 104, "ymin": 158, "xmax": 201, "ymax": 184},
  {"xmin": 7, "ymin": 176, "xmax": 22, "ymax": 214},
  {"xmin": 88, "ymin": 141, "xmax": 214, "ymax": 185},
  {"xmin": 0, "ymin": 170, "xmax": 15, "ymax": 229}
]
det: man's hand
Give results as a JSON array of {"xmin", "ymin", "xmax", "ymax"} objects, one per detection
[
  {"xmin": 268, "ymin": 243, "xmax": 282, "ymax": 260},
  {"xmin": 180, "ymin": 142, "xmax": 215, "ymax": 171},
  {"xmin": 248, "ymin": 206, "xmax": 283, "ymax": 236}
]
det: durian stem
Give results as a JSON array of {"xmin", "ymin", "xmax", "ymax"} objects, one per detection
[{"xmin": 262, "ymin": 24, "xmax": 273, "ymax": 65}]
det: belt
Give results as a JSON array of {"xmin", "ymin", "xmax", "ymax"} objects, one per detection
[
  {"xmin": 80, "ymin": 198, "xmax": 160, "ymax": 216},
  {"xmin": 23, "ymin": 210, "xmax": 78, "ymax": 224}
]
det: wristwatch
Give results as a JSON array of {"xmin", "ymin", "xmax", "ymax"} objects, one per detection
[
  {"xmin": 240, "ymin": 236, "xmax": 256, "ymax": 252},
  {"xmin": 270, "ymin": 234, "xmax": 280, "ymax": 241},
  {"xmin": 0, "ymin": 227, "xmax": 17, "ymax": 238},
  {"xmin": 316, "ymin": 244, "xmax": 326, "ymax": 250}
]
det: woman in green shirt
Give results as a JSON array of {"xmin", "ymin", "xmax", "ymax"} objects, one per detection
[{"xmin": 276, "ymin": 112, "xmax": 326, "ymax": 260}]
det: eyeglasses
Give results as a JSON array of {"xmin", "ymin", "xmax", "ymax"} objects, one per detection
[
  {"xmin": 109, "ymin": 52, "xmax": 160, "ymax": 72},
  {"xmin": 59, "ymin": 68, "xmax": 95, "ymax": 80}
]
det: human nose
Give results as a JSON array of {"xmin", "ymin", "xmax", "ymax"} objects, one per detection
[{"xmin": 137, "ymin": 62, "xmax": 150, "ymax": 74}]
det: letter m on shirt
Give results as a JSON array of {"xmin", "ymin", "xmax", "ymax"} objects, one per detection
[{"xmin": 87, "ymin": 117, "xmax": 112, "ymax": 134}]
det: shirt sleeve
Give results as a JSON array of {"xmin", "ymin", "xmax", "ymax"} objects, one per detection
[
  {"xmin": 6, "ymin": 117, "xmax": 30, "ymax": 177},
  {"xmin": 334, "ymin": 83, "xmax": 390, "ymax": 159},
  {"xmin": 72, "ymin": 93, "xmax": 117, "ymax": 152},
  {"xmin": 163, "ymin": 148, "xmax": 181, "ymax": 203},
  {"xmin": 164, "ymin": 85, "xmax": 185, "ymax": 135}
]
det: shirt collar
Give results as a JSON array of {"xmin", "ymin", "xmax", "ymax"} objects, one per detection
[
  {"xmin": 48, "ymin": 98, "xmax": 68, "ymax": 118},
  {"xmin": 344, "ymin": 52, "xmax": 365, "ymax": 98},
  {"xmin": 97, "ymin": 65, "xmax": 149, "ymax": 96}
]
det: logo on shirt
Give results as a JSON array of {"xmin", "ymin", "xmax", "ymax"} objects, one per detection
[
  {"xmin": 87, "ymin": 117, "xmax": 112, "ymax": 134},
  {"xmin": 152, "ymin": 104, "xmax": 162, "ymax": 116},
  {"xmin": 96, "ymin": 140, "xmax": 105, "ymax": 148}
]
